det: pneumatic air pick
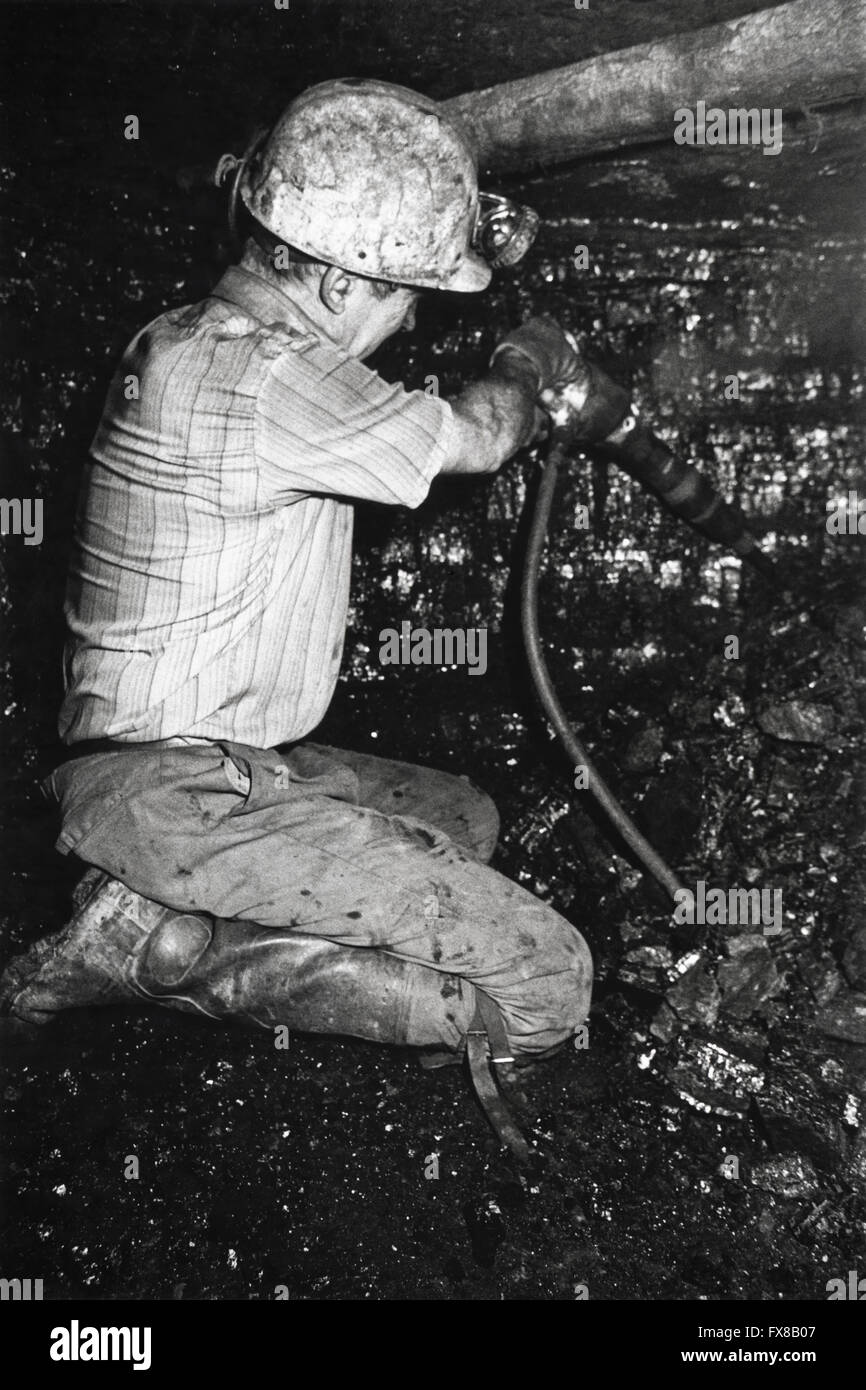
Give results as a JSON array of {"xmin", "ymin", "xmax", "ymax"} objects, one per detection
[
  {"xmin": 522, "ymin": 339, "xmax": 775, "ymax": 904},
  {"xmin": 540, "ymin": 344, "xmax": 776, "ymax": 581}
]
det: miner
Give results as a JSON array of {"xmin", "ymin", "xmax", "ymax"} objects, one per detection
[{"xmin": 0, "ymin": 79, "xmax": 592, "ymax": 1141}]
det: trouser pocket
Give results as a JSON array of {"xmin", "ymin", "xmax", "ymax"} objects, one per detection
[{"xmin": 218, "ymin": 740, "xmax": 360, "ymax": 815}]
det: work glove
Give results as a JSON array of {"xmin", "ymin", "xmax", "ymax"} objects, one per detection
[
  {"xmin": 490, "ymin": 316, "xmax": 583, "ymax": 394},
  {"xmin": 539, "ymin": 361, "xmax": 633, "ymax": 447}
]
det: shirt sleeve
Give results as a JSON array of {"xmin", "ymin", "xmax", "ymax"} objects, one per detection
[{"xmin": 255, "ymin": 336, "xmax": 456, "ymax": 508}]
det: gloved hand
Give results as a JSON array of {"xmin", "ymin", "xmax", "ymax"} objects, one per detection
[
  {"xmin": 490, "ymin": 316, "xmax": 583, "ymax": 394},
  {"xmin": 538, "ymin": 361, "xmax": 633, "ymax": 446}
]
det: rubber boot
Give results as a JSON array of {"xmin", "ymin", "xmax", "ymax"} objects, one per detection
[
  {"xmin": 0, "ymin": 871, "xmax": 211, "ymax": 1027},
  {"xmin": 0, "ymin": 872, "xmax": 461, "ymax": 1049},
  {"xmin": 0, "ymin": 872, "xmax": 535, "ymax": 1160}
]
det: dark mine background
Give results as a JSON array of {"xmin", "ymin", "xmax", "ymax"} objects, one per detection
[{"xmin": 1, "ymin": 0, "xmax": 864, "ymax": 1301}]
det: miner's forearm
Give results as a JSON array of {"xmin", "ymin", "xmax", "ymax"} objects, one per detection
[{"xmin": 441, "ymin": 354, "xmax": 540, "ymax": 475}]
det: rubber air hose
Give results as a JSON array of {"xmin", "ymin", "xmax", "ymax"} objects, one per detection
[{"xmin": 520, "ymin": 437, "xmax": 686, "ymax": 903}]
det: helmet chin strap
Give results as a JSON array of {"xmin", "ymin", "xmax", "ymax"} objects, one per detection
[
  {"xmin": 245, "ymin": 215, "xmax": 316, "ymax": 270},
  {"xmin": 213, "ymin": 128, "xmax": 269, "ymax": 250}
]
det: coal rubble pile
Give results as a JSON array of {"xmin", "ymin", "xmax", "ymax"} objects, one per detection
[
  {"xmin": 488, "ymin": 575, "xmax": 866, "ymax": 1233},
  {"xmin": 605, "ymin": 604, "xmax": 866, "ymax": 1195},
  {"xmin": 491, "ymin": 488, "xmax": 866, "ymax": 1200}
]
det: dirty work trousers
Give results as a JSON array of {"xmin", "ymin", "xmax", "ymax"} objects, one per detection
[{"xmin": 45, "ymin": 741, "xmax": 592, "ymax": 1058}]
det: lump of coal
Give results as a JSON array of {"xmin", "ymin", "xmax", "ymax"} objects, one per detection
[
  {"xmin": 755, "ymin": 1065, "xmax": 848, "ymax": 1169},
  {"xmin": 842, "ymin": 928, "xmax": 866, "ymax": 991},
  {"xmin": 717, "ymin": 936, "xmax": 783, "ymax": 1020},
  {"xmin": 661, "ymin": 1036, "xmax": 765, "ymax": 1117},
  {"xmin": 635, "ymin": 766, "xmax": 703, "ymax": 859},
  {"xmin": 749, "ymin": 1154, "xmax": 820, "ymax": 1199},
  {"xmin": 845, "ymin": 1126, "xmax": 866, "ymax": 1185},
  {"xmin": 650, "ymin": 1000, "xmax": 680, "ymax": 1044},
  {"xmin": 665, "ymin": 963, "xmax": 721, "ymax": 1029},
  {"xmin": 618, "ymin": 944, "xmax": 674, "ymax": 993},
  {"xmin": 461, "ymin": 1196, "xmax": 505, "ymax": 1269},
  {"xmin": 756, "ymin": 701, "xmax": 838, "ymax": 745},
  {"xmin": 798, "ymin": 951, "xmax": 844, "ymax": 1007},
  {"xmin": 766, "ymin": 757, "xmax": 806, "ymax": 809},
  {"xmin": 814, "ymin": 990, "xmax": 866, "ymax": 1045},
  {"xmin": 623, "ymin": 725, "xmax": 664, "ymax": 773}
]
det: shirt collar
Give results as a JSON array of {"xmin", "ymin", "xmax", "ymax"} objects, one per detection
[{"xmin": 210, "ymin": 264, "xmax": 326, "ymax": 342}]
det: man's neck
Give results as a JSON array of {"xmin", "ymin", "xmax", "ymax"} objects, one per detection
[{"xmin": 236, "ymin": 246, "xmax": 341, "ymax": 347}]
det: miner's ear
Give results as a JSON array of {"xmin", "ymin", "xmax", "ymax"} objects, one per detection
[{"xmin": 320, "ymin": 266, "xmax": 356, "ymax": 315}]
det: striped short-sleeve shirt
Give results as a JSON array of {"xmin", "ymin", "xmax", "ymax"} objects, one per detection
[{"xmin": 59, "ymin": 265, "xmax": 455, "ymax": 748}]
